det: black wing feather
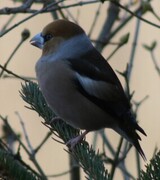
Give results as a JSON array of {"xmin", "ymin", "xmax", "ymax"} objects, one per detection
[{"xmin": 68, "ymin": 48, "xmax": 130, "ymax": 119}]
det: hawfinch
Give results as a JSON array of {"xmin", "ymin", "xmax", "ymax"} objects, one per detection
[{"xmin": 30, "ymin": 19, "xmax": 146, "ymax": 160}]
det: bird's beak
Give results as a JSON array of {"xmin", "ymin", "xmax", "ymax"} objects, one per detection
[{"xmin": 30, "ymin": 33, "xmax": 44, "ymax": 49}]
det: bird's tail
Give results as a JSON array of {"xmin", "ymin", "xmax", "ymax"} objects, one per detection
[
  {"xmin": 131, "ymin": 124, "xmax": 147, "ymax": 161},
  {"xmin": 114, "ymin": 113, "xmax": 147, "ymax": 161}
]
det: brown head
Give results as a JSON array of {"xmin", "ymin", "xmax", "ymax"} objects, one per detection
[{"xmin": 30, "ymin": 19, "xmax": 85, "ymax": 55}]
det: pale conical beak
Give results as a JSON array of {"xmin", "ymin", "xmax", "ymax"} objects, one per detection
[{"xmin": 30, "ymin": 33, "xmax": 44, "ymax": 49}]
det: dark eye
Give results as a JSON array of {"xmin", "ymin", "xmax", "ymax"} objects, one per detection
[{"xmin": 44, "ymin": 34, "xmax": 53, "ymax": 42}]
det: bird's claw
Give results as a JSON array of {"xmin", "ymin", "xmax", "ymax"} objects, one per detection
[
  {"xmin": 66, "ymin": 135, "xmax": 83, "ymax": 149},
  {"xmin": 66, "ymin": 130, "xmax": 89, "ymax": 150}
]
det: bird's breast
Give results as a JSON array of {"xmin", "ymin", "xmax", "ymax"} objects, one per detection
[{"xmin": 36, "ymin": 58, "xmax": 75, "ymax": 105}]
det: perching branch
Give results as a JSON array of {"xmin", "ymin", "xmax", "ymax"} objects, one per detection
[{"xmin": 20, "ymin": 81, "xmax": 110, "ymax": 180}]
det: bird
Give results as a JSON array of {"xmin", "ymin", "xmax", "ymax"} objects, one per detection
[{"xmin": 30, "ymin": 19, "xmax": 146, "ymax": 160}]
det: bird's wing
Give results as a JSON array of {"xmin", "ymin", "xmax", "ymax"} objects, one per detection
[
  {"xmin": 67, "ymin": 48, "xmax": 147, "ymax": 160},
  {"xmin": 67, "ymin": 48, "xmax": 130, "ymax": 118}
]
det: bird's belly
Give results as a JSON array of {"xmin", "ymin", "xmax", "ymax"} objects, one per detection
[
  {"xmin": 44, "ymin": 88, "xmax": 114, "ymax": 130},
  {"xmin": 36, "ymin": 60, "xmax": 115, "ymax": 130}
]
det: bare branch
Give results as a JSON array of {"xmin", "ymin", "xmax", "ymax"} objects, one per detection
[
  {"xmin": 0, "ymin": 64, "xmax": 28, "ymax": 81},
  {"xmin": 15, "ymin": 111, "xmax": 34, "ymax": 153},
  {"xmin": 0, "ymin": 0, "xmax": 99, "ymax": 15},
  {"xmin": 0, "ymin": 0, "xmax": 34, "ymax": 14}
]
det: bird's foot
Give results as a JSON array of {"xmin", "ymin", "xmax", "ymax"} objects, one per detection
[
  {"xmin": 47, "ymin": 117, "xmax": 62, "ymax": 125},
  {"xmin": 66, "ymin": 130, "xmax": 89, "ymax": 149}
]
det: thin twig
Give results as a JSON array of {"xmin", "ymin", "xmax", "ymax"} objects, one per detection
[
  {"xmin": 34, "ymin": 132, "xmax": 52, "ymax": 154},
  {"xmin": 100, "ymin": 130, "xmax": 115, "ymax": 156},
  {"xmin": 133, "ymin": 95, "xmax": 149, "ymax": 114},
  {"xmin": 61, "ymin": 1, "xmax": 77, "ymax": 22},
  {"xmin": 0, "ymin": 115, "xmax": 47, "ymax": 179},
  {"xmin": 3, "ymin": 74, "xmax": 36, "ymax": 81},
  {"xmin": 88, "ymin": 3, "xmax": 101, "ymax": 37},
  {"xmin": 119, "ymin": 162, "xmax": 136, "ymax": 180},
  {"xmin": 151, "ymin": 51, "xmax": 160, "ymax": 75},
  {"xmin": 95, "ymin": 2, "xmax": 120, "ymax": 51},
  {"xmin": 0, "ymin": 0, "xmax": 100, "ymax": 15},
  {"xmin": 127, "ymin": 11, "xmax": 141, "ymax": 81},
  {"xmin": 106, "ymin": 44, "xmax": 121, "ymax": 61},
  {"xmin": 0, "ymin": 64, "xmax": 28, "ymax": 81},
  {"xmin": 0, "ymin": 0, "xmax": 64, "ymax": 37},
  {"xmin": 111, "ymin": 0, "xmax": 160, "ymax": 29},
  {"xmin": 0, "ymin": 0, "xmax": 34, "ymax": 14},
  {"xmin": 135, "ymin": 150, "xmax": 141, "ymax": 179},
  {"xmin": 110, "ymin": 138, "xmax": 123, "ymax": 179},
  {"xmin": 152, "ymin": 10, "xmax": 160, "ymax": 21},
  {"xmin": 41, "ymin": 121, "xmax": 61, "ymax": 139},
  {"xmin": 1, "ymin": 14, "xmax": 16, "ymax": 32},
  {"xmin": 104, "ymin": 4, "xmax": 148, "ymax": 48},
  {"xmin": 0, "ymin": 0, "xmax": 100, "ymax": 37},
  {"xmin": 15, "ymin": 111, "xmax": 34, "ymax": 153},
  {"xmin": 0, "ymin": 40, "xmax": 24, "ymax": 77}
]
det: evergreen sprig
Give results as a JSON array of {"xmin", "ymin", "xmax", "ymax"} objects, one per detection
[
  {"xmin": 20, "ymin": 81, "xmax": 110, "ymax": 180},
  {"xmin": 0, "ymin": 149, "xmax": 40, "ymax": 180},
  {"xmin": 140, "ymin": 151, "xmax": 160, "ymax": 180}
]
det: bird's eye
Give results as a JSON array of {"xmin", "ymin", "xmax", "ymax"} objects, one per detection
[{"xmin": 44, "ymin": 34, "xmax": 53, "ymax": 42}]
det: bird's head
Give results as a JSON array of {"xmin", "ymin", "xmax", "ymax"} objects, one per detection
[{"xmin": 30, "ymin": 19, "xmax": 85, "ymax": 56}]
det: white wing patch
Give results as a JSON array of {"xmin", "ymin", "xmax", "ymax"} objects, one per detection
[{"xmin": 76, "ymin": 73, "xmax": 119, "ymax": 101}]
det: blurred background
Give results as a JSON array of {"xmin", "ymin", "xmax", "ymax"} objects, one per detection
[{"xmin": 0, "ymin": 0, "xmax": 160, "ymax": 179}]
